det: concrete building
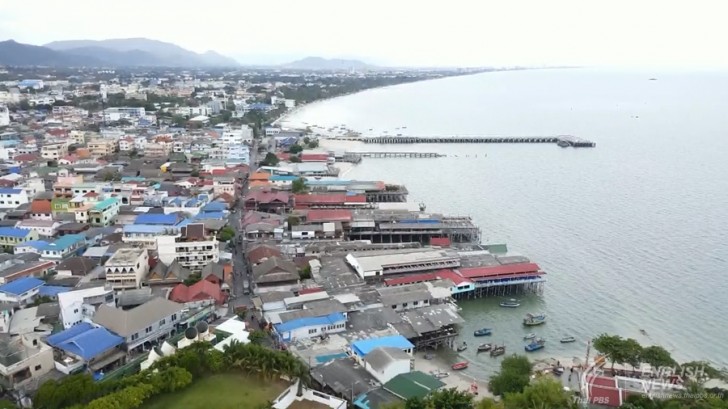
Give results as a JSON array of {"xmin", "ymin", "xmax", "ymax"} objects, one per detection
[
  {"xmin": 40, "ymin": 143, "xmax": 68, "ymax": 161},
  {"xmin": 87, "ymin": 138, "xmax": 117, "ymax": 157},
  {"xmin": 362, "ymin": 346, "xmax": 414, "ymax": 384},
  {"xmin": 15, "ymin": 220, "xmax": 61, "ymax": 238},
  {"xmin": 0, "ymin": 334, "xmax": 54, "ymax": 390},
  {"xmin": 143, "ymin": 142, "xmax": 172, "ymax": 158},
  {"xmin": 0, "ymin": 228, "xmax": 38, "ymax": 251},
  {"xmin": 58, "ymin": 286, "xmax": 116, "ymax": 329},
  {"xmin": 156, "ymin": 223, "xmax": 218, "ymax": 272},
  {"xmin": 345, "ymin": 250, "xmax": 460, "ymax": 279},
  {"xmin": 0, "ymin": 277, "xmax": 45, "ymax": 306},
  {"xmin": 0, "ymin": 105, "xmax": 9, "ymax": 127},
  {"xmin": 46, "ymin": 322, "xmax": 125, "ymax": 375},
  {"xmin": 88, "ymin": 197, "xmax": 120, "ymax": 226},
  {"xmin": 92, "ymin": 297, "xmax": 184, "ymax": 351},
  {"xmin": 0, "ymin": 188, "xmax": 29, "ymax": 210},
  {"xmin": 104, "ymin": 248, "xmax": 149, "ymax": 289},
  {"xmin": 103, "ymin": 107, "xmax": 145, "ymax": 122}
]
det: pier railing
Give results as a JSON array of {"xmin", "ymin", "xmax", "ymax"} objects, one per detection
[{"xmin": 334, "ymin": 135, "xmax": 596, "ymax": 147}]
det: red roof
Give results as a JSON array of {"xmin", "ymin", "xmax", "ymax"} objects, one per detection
[
  {"xmin": 47, "ymin": 128, "xmax": 68, "ymax": 137},
  {"xmin": 30, "ymin": 200, "xmax": 52, "ymax": 214},
  {"xmin": 14, "ymin": 153, "xmax": 39, "ymax": 163},
  {"xmin": 585, "ymin": 375, "xmax": 626, "ymax": 407},
  {"xmin": 459, "ymin": 263, "xmax": 542, "ymax": 279},
  {"xmin": 277, "ymin": 152, "xmax": 292, "ymax": 161},
  {"xmin": 306, "ymin": 209, "xmax": 352, "ymax": 223},
  {"xmin": 245, "ymin": 190, "xmax": 290, "ymax": 204},
  {"xmin": 384, "ymin": 269, "xmax": 473, "ymax": 287},
  {"xmin": 294, "ymin": 194, "xmax": 366, "ymax": 207},
  {"xmin": 430, "ymin": 237, "xmax": 451, "ymax": 247},
  {"xmin": 299, "ymin": 287, "xmax": 324, "ymax": 295},
  {"xmin": 300, "ymin": 153, "xmax": 329, "ymax": 162},
  {"xmin": 169, "ymin": 280, "xmax": 226, "ymax": 305}
]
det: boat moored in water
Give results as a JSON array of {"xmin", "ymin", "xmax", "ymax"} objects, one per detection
[
  {"xmin": 500, "ymin": 298, "xmax": 521, "ymax": 308},
  {"xmin": 523, "ymin": 333, "xmax": 537, "ymax": 340},
  {"xmin": 456, "ymin": 342, "xmax": 468, "ymax": 352},
  {"xmin": 452, "ymin": 361, "xmax": 469, "ymax": 370},
  {"xmin": 474, "ymin": 328, "xmax": 492, "ymax": 337},
  {"xmin": 523, "ymin": 313, "xmax": 546, "ymax": 326},
  {"xmin": 560, "ymin": 336, "xmax": 576, "ymax": 343},
  {"xmin": 477, "ymin": 343, "xmax": 493, "ymax": 352},
  {"xmin": 490, "ymin": 345, "xmax": 506, "ymax": 357},
  {"xmin": 525, "ymin": 338, "xmax": 546, "ymax": 352}
]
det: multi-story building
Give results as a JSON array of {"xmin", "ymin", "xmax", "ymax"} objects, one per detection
[
  {"xmin": 0, "ymin": 335, "xmax": 54, "ymax": 390},
  {"xmin": 0, "ymin": 277, "xmax": 45, "ymax": 306},
  {"xmin": 103, "ymin": 107, "xmax": 145, "ymax": 122},
  {"xmin": 212, "ymin": 177, "xmax": 236, "ymax": 197},
  {"xmin": 0, "ymin": 105, "xmax": 9, "ymax": 127},
  {"xmin": 226, "ymin": 145, "xmax": 250, "ymax": 165},
  {"xmin": 40, "ymin": 143, "xmax": 68, "ymax": 161},
  {"xmin": 104, "ymin": 248, "xmax": 149, "ymax": 289},
  {"xmin": 88, "ymin": 197, "xmax": 120, "ymax": 226},
  {"xmin": 143, "ymin": 142, "xmax": 172, "ymax": 158},
  {"xmin": 87, "ymin": 138, "xmax": 117, "ymax": 157},
  {"xmin": 157, "ymin": 223, "xmax": 218, "ymax": 272},
  {"xmin": 118, "ymin": 137, "xmax": 135, "ymax": 152},
  {"xmin": 0, "ymin": 227, "xmax": 38, "ymax": 251},
  {"xmin": 0, "ymin": 188, "xmax": 29, "ymax": 209},
  {"xmin": 58, "ymin": 286, "xmax": 116, "ymax": 329}
]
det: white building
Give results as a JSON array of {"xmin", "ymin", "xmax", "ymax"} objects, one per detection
[
  {"xmin": 104, "ymin": 248, "xmax": 150, "ymax": 289},
  {"xmin": 103, "ymin": 107, "xmax": 145, "ymax": 122},
  {"xmin": 156, "ymin": 223, "xmax": 218, "ymax": 272},
  {"xmin": 0, "ymin": 105, "xmax": 9, "ymax": 127},
  {"xmin": 57, "ymin": 286, "xmax": 116, "ymax": 329},
  {"xmin": 0, "ymin": 188, "xmax": 29, "ymax": 209},
  {"xmin": 15, "ymin": 220, "xmax": 61, "ymax": 238},
  {"xmin": 40, "ymin": 143, "xmax": 68, "ymax": 161},
  {"xmin": 362, "ymin": 347, "xmax": 414, "ymax": 384}
]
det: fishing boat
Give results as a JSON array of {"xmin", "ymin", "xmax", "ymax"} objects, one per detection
[
  {"xmin": 560, "ymin": 336, "xmax": 576, "ymax": 343},
  {"xmin": 525, "ymin": 338, "xmax": 546, "ymax": 352},
  {"xmin": 557, "ymin": 140, "xmax": 571, "ymax": 148},
  {"xmin": 490, "ymin": 345, "xmax": 506, "ymax": 357},
  {"xmin": 430, "ymin": 370, "xmax": 450, "ymax": 379},
  {"xmin": 523, "ymin": 333, "xmax": 537, "ymax": 340},
  {"xmin": 473, "ymin": 328, "xmax": 492, "ymax": 337},
  {"xmin": 523, "ymin": 313, "xmax": 546, "ymax": 326},
  {"xmin": 477, "ymin": 343, "xmax": 493, "ymax": 353},
  {"xmin": 451, "ymin": 361, "xmax": 469, "ymax": 370},
  {"xmin": 500, "ymin": 298, "xmax": 521, "ymax": 308},
  {"xmin": 456, "ymin": 342, "xmax": 468, "ymax": 352},
  {"xmin": 640, "ymin": 329, "xmax": 647, "ymax": 335}
]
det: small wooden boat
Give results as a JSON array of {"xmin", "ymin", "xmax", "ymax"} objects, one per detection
[
  {"xmin": 430, "ymin": 370, "xmax": 449, "ymax": 379},
  {"xmin": 500, "ymin": 298, "xmax": 521, "ymax": 308},
  {"xmin": 525, "ymin": 338, "xmax": 546, "ymax": 352},
  {"xmin": 523, "ymin": 333, "xmax": 537, "ymax": 340},
  {"xmin": 452, "ymin": 361, "xmax": 469, "ymax": 370},
  {"xmin": 456, "ymin": 342, "xmax": 468, "ymax": 352},
  {"xmin": 490, "ymin": 345, "xmax": 506, "ymax": 357},
  {"xmin": 560, "ymin": 336, "xmax": 576, "ymax": 343},
  {"xmin": 523, "ymin": 313, "xmax": 546, "ymax": 326},
  {"xmin": 553, "ymin": 367, "xmax": 565, "ymax": 376},
  {"xmin": 477, "ymin": 343, "xmax": 492, "ymax": 353},
  {"xmin": 640, "ymin": 329, "xmax": 647, "ymax": 335},
  {"xmin": 473, "ymin": 328, "xmax": 492, "ymax": 337}
]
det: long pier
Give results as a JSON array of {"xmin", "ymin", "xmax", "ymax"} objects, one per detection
[
  {"xmin": 334, "ymin": 134, "xmax": 596, "ymax": 147},
  {"xmin": 346, "ymin": 151, "xmax": 445, "ymax": 158}
]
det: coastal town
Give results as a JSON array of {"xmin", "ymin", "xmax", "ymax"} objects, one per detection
[{"xmin": 0, "ymin": 65, "xmax": 725, "ymax": 409}]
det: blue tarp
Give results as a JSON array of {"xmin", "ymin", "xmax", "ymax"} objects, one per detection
[{"xmin": 351, "ymin": 335, "xmax": 414, "ymax": 357}]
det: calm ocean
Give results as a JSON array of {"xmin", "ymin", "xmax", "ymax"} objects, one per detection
[{"xmin": 282, "ymin": 68, "xmax": 728, "ymax": 376}]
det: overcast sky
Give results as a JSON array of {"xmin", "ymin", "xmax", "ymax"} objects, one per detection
[{"xmin": 1, "ymin": 0, "xmax": 726, "ymax": 68}]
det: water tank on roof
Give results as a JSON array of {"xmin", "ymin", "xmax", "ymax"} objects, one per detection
[
  {"xmin": 195, "ymin": 321, "xmax": 209, "ymax": 335},
  {"xmin": 184, "ymin": 326, "xmax": 198, "ymax": 340}
]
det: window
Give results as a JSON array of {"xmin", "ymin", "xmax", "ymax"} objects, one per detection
[
  {"xmin": 35, "ymin": 364, "xmax": 42, "ymax": 371},
  {"xmin": 391, "ymin": 305, "xmax": 396, "ymax": 309},
  {"xmin": 74, "ymin": 309, "xmax": 79, "ymax": 313},
  {"xmin": 308, "ymin": 328, "xmax": 317, "ymax": 334},
  {"xmin": 402, "ymin": 303, "xmax": 408, "ymax": 307},
  {"xmin": 145, "ymin": 326, "xmax": 152, "ymax": 334},
  {"xmin": 160, "ymin": 319, "xmax": 166, "ymax": 326},
  {"xmin": 172, "ymin": 314, "xmax": 178, "ymax": 321},
  {"xmin": 131, "ymin": 333, "xmax": 139, "ymax": 340},
  {"xmin": 413, "ymin": 301, "xmax": 419, "ymax": 306}
]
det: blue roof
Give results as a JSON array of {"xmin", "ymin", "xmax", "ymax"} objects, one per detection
[
  {"xmin": 0, "ymin": 277, "xmax": 45, "ymax": 296},
  {"xmin": 134, "ymin": 213, "xmax": 179, "ymax": 225},
  {"xmin": 123, "ymin": 224, "xmax": 168, "ymax": 234},
  {"xmin": 275, "ymin": 312, "xmax": 346, "ymax": 333},
  {"xmin": 0, "ymin": 188, "xmax": 22, "ymax": 194},
  {"xmin": 270, "ymin": 175, "xmax": 299, "ymax": 182},
  {"xmin": 46, "ymin": 234, "xmax": 85, "ymax": 251},
  {"xmin": 195, "ymin": 211, "xmax": 225, "ymax": 220},
  {"xmin": 16, "ymin": 240, "xmax": 51, "ymax": 251},
  {"xmin": 304, "ymin": 179, "xmax": 353, "ymax": 186},
  {"xmin": 39, "ymin": 285, "xmax": 72, "ymax": 297},
  {"xmin": 351, "ymin": 335, "xmax": 414, "ymax": 357},
  {"xmin": 0, "ymin": 227, "xmax": 33, "ymax": 239},
  {"xmin": 202, "ymin": 201, "xmax": 226, "ymax": 212},
  {"xmin": 46, "ymin": 323, "xmax": 124, "ymax": 361}
]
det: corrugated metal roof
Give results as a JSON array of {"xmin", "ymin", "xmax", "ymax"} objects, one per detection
[
  {"xmin": 0, "ymin": 277, "xmax": 45, "ymax": 295},
  {"xmin": 306, "ymin": 209, "xmax": 352, "ymax": 223},
  {"xmin": 351, "ymin": 335, "xmax": 414, "ymax": 357},
  {"xmin": 274, "ymin": 312, "xmax": 345, "ymax": 333},
  {"xmin": 46, "ymin": 322, "xmax": 124, "ymax": 361},
  {"xmin": 0, "ymin": 227, "xmax": 33, "ymax": 238},
  {"xmin": 459, "ymin": 263, "xmax": 542, "ymax": 279},
  {"xmin": 133, "ymin": 213, "xmax": 179, "ymax": 225}
]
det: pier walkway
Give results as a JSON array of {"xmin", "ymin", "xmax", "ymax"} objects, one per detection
[
  {"xmin": 346, "ymin": 151, "xmax": 444, "ymax": 158},
  {"xmin": 334, "ymin": 135, "xmax": 596, "ymax": 147}
]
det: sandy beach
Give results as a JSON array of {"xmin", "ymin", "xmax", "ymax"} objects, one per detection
[{"xmin": 413, "ymin": 351, "xmax": 493, "ymax": 398}]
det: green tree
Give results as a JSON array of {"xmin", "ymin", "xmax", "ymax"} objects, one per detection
[
  {"xmin": 218, "ymin": 226, "xmax": 235, "ymax": 242},
  {"xmin": 291, "ymin": 178, "xmax": 307, "ymax": 193},
  {"xmin": 171, "ymin": 115, "xmax": 187, "ymax": 127},
  {"xmin": 299, "ymin": 265, "xmax": 311, "ymax": 280},
  {"xmin": 426, "ymin": 388, "xmax": 473, "ymax": 409},
  {"xmin": 489, "ymin": 355, "xmax": 532, "ymax": 396},
  {"xmin": 622, "ymin": 338, "xmax": 643, "ymax": 370},
  {"xmin": 287, "ymin": 215, "xmax": 300, "ymax": 227},
  {"xmin": 593, "ymin": 333, "xmax": 624, "ymax": 371},
  {"xmin": 248, "ymin": 330, "xmax": 267, "ymax": 345},
  {"xmin": 289, "ymin": 155, "xmax": 302, "ymax": 163},
  {"xmin": 307, "ymin": 140, "xmax": 319, "ymax": 149},
  {"xmin": 503, "ymin": 376, "xmax": 576, "ymax": 409},
  {"xmin": 288, "ymin": 144, "xmax": 303, "ymax": 154},
  {"xmin": 261, "ymin": 152, "xmax": 280, "ymax": 166},
  {"xmin": 640, "ymin": 346, "xmax": 676, "ymax": 371},
  {"xmin": 183, "ymin": 272, "xmax": 202, "ymax": 286},
  {"xmin": 303, "ymin": 136, "xmax": 311, "ymax": 145}
]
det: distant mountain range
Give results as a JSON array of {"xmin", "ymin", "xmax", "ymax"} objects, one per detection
[
  {"xmin": 0, "ymin": 38, "xmax": 239, "ymax": 67},
  {"xmin": 280, "ymin": 56, "xmax": 376, "ymax": 71}
]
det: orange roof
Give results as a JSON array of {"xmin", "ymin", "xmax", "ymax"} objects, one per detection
[
  {"xmin": 250, "ymin": 172, "xmax": 270, "ymax": 181},
  {"xmin": 249, "ymin": 180, "xmax": 270, "ymax": 188},
  {"xmin": 30, "ymin": 200, "xmax": 52, "ymax": 214}
]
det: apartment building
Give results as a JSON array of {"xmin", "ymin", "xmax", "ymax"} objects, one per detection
[
  {"xmin": 157, "ymin": 223, "xmax": 218, "ymax": 272},
  {"xmin": 87, "ymin": 138, "xmax": 117, "ymax": 157},
  {"xmin": 88, "ymin": 198, "xmax": 120, "ymax": 226},
  {"xmin": 58, "ymin": 286, "xmax": 116, "ymax": 329},
  {"xmin": 0, "ymin": 188, "xmax": 29, "ymax": 209},
  {"xmin": 40, "ymin": 143, "xmax": 68, "ymax": 161},
  {"xmin": 143, "ymin": 142, "xmax": 172, "ymax": 158},
  {"xmin": 103, "ymin": 107, "xmax": 145, "ymax": 122},
  {"xmin": 0, "ymin": 335, "xmax": 54, "ymax": 390},
  {"xmin": 104, "ymin": 248, "xmax": 149, "ymax": 289}
]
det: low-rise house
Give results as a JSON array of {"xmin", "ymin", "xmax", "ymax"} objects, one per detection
[
  {"xmin": 104, "ymin": 247, "xmax": 149, "ymax": 289},
  {"xmin": 0, "ymin": 259, "xmax": 54, "ymax": 285},
  {"xmin": 145, "ymin": 260, "xmax": 190, "ymax": 286},
  {"xmin": 56, "ymin": 256, "xmax": 99, "ymax": 277},
  {"xmin": 362, "ymin": 347, "xmax": 414, "ymax": 384},
  {"xmin": 88, "ymin": 197, "xmax": 120, "ymax": 226},
  {"xmin": 169, "ymin": 278, "xmax": 226, "ymax": 306},
  {"xmin": 0, "ymin": 227, "xmax": 38, "ymax": 251},
  {"xmin": 350, "ymin": 335, "xmax": 414, "ymax": 365},
  {"xmin": 56, "ymin": 222, "xmax": 90, "ymax": 236},
  {"xmin": 38, "ymin": 234, "xmax": 87, "ymax": 262},
  {"xmin": 45, "ymin": 322, "xmax": 125, "ymax": 375},
  {"xmin": 0, "ymin": 277, "xmax": 45, "ymax": 306},
  {"xmin": 252, "ymin": 256, "xmax": 299, "ymax": 293},
  {"xmin": 92, "ymin": 297, "xmax": 184, "ymax": 352},
  {"xmin": 244, "ymin": 190, "xmax": 290, "ymax": 213},
  {"xmin": 246, "ymin": 243, "xmax": 283, "ymax": 266},
  {"xmin": 58, "ymin": 286, "xmax": 116, "ymax": 329},
  {"xmin": 0, "ymin": 334, "xmax": 54, "ymax": 390},
  {"xmin": 0, "ymin": 188, "xmax": 29, "ymax": 210},
  {"xmin": 15, "ymin": 219, "xmax": 62, "ymax": 238},
  {"xmin": 28, "ymin": 200, "xmax": 53, "ymax": 221}
]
